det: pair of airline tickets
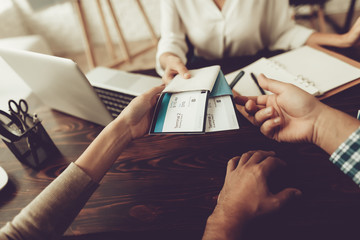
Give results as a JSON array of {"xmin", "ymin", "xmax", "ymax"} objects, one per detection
[{"xmin": 150, "ymin": 66, "xmax": 242, "ymax": 134}]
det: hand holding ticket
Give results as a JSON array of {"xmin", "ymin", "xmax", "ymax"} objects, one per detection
[{"xmin": 149, "ymin": 66, "xmax": 240, "ymax": 134}]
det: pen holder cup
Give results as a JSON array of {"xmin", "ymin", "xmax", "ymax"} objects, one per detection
[{"xmin": 2, "ymin": 121, "xmax": 60, "ymax": 169}]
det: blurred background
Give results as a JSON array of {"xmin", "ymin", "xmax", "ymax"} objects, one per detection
[
  {"xmin": 0, "ymin": 0, "xmax": 359, "ymax": 110},
  {"xmin": 0, "ymin": 0, "xmax": 359, "ymax": 73}
]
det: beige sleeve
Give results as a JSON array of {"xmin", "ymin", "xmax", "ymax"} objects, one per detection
[{"xmin": 0, "ymin": 163, "xmax": 98, "ymax": 240}]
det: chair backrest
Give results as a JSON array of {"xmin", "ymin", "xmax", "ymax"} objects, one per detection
[{"xmin": 289, "ymin": 0, "xmax": 327, "ymax": 6}]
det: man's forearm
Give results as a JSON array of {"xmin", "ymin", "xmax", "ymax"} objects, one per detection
[
  {"xmin": 203, "ymin": 207, "xmax": 247, "ymax": 240},
  {"xmin": 314, "ymin": 105, "xmax": 360, "ymax": 155}
]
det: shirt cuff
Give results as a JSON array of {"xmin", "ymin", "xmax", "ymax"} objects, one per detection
[
  {"xmin": 329, "ymin": 126, "xmax": 360, "ymax": 185},
  {"xmin": 270, "ymin": 25, "xmax": 315, "ymax": 51}
]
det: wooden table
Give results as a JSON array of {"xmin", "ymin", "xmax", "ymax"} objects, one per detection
[{"xmin": 1, "ymin": 53, "xmax": 360, "ymax": 240}]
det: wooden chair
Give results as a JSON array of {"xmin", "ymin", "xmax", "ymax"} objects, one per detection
[
  {"xmin": 72, "ymin": 0, "xmax": 158, "ymax": 69},
  {"xmin": 290, "ymin": 0, "xmax": 328, "ymax": 32},
  {"xmin": 290, "ymin": 0, "xmax": 358, "ymax": 34}
]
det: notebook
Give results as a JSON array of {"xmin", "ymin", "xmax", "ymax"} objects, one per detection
[
  {"xmin": 226, "ymin": 46, "xmax": 360, "ymax": 98},
  {"xmin": 0, "ymin": 48, "xmax": 163, "ymax": 126},
  {"xmin": 149, "ymin": 66, "xmax": 240, "ymax": 134}
]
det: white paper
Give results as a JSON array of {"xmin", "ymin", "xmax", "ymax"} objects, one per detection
[
  {"xmin": 225, "ymin": 60, "xmax": 268, "ymax": 96},
  {"xmin": 225, "ymin": 58, "xmax": 319, "ymax": 96},
  {"xmin": 205, "ymin": 96, "xmax": 239, "ymax": 132},
  {"xmin": 226, "ymin": 46, "xmax": 360, "ymax": 97},
  {"xmin": 161, "ymin": 91, "xmax": 208, "ymax": 132},
  {"xmin": 164, "ymin": 65, "xmax": 220, "ymax": 93},
  {"xmin": 271, "ymin": 46, "xmax": 360, "ymax": 95}
]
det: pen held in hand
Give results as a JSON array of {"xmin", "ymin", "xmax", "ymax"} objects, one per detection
[
  {"xmin": 250, "ymin": 72, "xmax": 266, "ymax": 95},
  {"xmin": 230, "ymin": 70, "xmax": 245, "ymax": 89}
]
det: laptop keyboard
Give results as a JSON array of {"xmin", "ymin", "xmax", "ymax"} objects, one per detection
[{"xmin": 93, "ymin": 87, "xmax": 135, "ymax": 118}]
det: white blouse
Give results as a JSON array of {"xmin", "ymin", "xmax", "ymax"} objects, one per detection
[{"xmin": 156, "ymin": 0, "xmax": 314, "ymax": 76}]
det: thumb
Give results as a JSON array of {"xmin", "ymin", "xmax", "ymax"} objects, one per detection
[
  {"xmin": 145, "ymin": 84, "xmax": 165, "ymax": 96},
  {"xmin": 273, "ymin": 188, "xmax": 302, "ymax": 209}
]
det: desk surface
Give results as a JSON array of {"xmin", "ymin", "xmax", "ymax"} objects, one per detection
[{"xmin": 1, "ymin": 51, "xmax": 360, "ymax": 240}]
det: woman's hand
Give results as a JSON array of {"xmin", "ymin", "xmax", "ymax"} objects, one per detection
[
  {"xmin": 160, "ymin": 53, "xmax": 191, "ymax": 84},
  {"xmin": 76, "ymin": 84, "xmax": 165, "ymax": 182},
  {"xmin": 117, "ymin": 84, "xmax": 165, "ymax": 140}
]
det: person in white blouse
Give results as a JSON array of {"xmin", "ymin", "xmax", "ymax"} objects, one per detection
[{"xmin": 156, "ymin": 0, "xmax": 360, "ymax": 84}]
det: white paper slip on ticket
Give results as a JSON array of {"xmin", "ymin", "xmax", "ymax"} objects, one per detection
[
  {"xmin": 205, "ymin": 95, "xmax": 239, "ymax": 132},
  {"xmin": 153, "ymin": 90, "xmax": 208, "ymax": 133}
]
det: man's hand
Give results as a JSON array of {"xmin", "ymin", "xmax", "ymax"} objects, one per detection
[
  {"xmin": 203, "ymin": 151, "xmax": 301, "ymax": 240},
  {"xmin": 234, "ymin": 74, "xmax": 325, "ymax": 144}
]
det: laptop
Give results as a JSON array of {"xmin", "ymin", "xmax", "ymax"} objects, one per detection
[{"xmin": 0, "ymin": 48, "xmax": 163, "ymax": 126}]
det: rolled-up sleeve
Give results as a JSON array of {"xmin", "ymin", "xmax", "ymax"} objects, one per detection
[
  {"xmin": 156, "ymin": 0, "xmax": 188, "ymax": 76},
  {"xmin": 264, "ymin": 0, "xmax": 315, "ymax": 51}
]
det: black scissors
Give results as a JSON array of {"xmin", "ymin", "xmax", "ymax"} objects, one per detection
[{"xmin": 8, "ymin": 99, "xmax": 32, "ymax": 130}]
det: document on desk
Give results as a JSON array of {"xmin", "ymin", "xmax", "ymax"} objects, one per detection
[{"xmin": 226, "ymin": 46, "xmax": 360, "ymax": 98}]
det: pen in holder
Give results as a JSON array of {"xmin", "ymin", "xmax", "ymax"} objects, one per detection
[{"xmin": 0, "ymin": 99, "xmax": 60, "ymax": 169}]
